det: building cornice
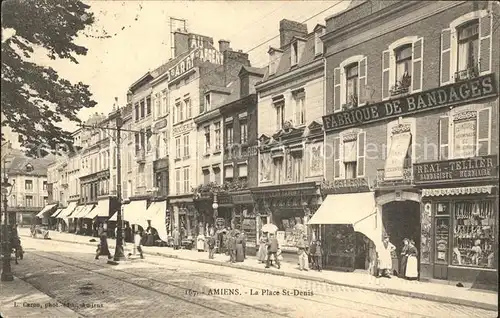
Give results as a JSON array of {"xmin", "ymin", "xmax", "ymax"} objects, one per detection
[
  {"xmin": 193, "ymin": 108, "xmax": 222, "ymax": 126},
  {"xmin": 255, "ymin": 59, "xmax": 323, "ymax": 94}
]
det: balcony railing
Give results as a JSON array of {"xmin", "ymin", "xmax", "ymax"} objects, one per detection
[
  {"xmin": 375, "ymin": 167, "xmax": 414, "ymax": 188},
  {"xmin": 390, "ymin": 73, "xmax": 411, "ymax": 96},
  {"xmin": 454, "ymin": 65, "xmax": 479, "ymax": 82}
]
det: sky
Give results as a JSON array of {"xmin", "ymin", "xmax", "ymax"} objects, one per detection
[{"xmin": 5, "ymin": 0, "xmax": 350, "ymax": 147}]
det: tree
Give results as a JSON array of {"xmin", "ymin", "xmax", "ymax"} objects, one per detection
[{"xmin": 1, "ymin": 0, "xmax": 97, "ymax": 157}]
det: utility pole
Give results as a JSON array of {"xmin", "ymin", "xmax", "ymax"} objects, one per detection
[
  {"xmin": 113, "ymin": 110, "xmax": 125, "ymax": 262},
  {"xmin": 1, "ymin": 158, "xmax": 13, "ymax": 282}
]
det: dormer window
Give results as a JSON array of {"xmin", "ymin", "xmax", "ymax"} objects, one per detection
[
  {"xmin": 25, "ymin": 163, "xmax": 34, "ymax": 173},
  {"xmin": 314, "ymin": 28, "xmax": 324, "ymax": 56},
  {"xmin": 291, "ymin": 41, "xmax": 299, "ymax": 66},
  {"xmin": 205, "ymin": 93, "xmax": 211, "ymax": 112}
]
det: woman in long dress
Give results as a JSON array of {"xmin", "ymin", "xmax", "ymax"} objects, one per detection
[
  {"xmin": 95, "ymin": 231, "xmax": 112, "ymax": 260},
  {"xmin": 405, "ymin": 239, "xmax": 418, "ymax": 280},
  {"xmin": 400, "ymin": 238, "xmax": 410, "ymax": 278},
  {"xmin": 257, "ymin": 233, "xmax": 268, "ymax": 263},
  {"xmin": 196, "ymin": 232, "xmax": 206, "ymax": 252},
  {"xmin": 235, "ymin": 233, "xmax": 245, "ymax": 262}
]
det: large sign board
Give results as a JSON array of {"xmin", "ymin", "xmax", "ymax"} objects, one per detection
[
  {"xmin": 322, "ymin": 74, "xmax": 497, "ymax": 132},
  {"xmin": 168, "ymin": 46, "xmax": 224, "ymax": 82}
]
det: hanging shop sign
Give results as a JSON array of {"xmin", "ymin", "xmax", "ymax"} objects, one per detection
[
  {"xmin": 322, "ymin": 73, "xmax": 497, "ymax": 131},
  {"xmin": 413, "ymin": 155, "xmax": 498, "ymax": 184}
]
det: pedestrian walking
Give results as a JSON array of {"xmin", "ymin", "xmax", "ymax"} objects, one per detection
[
  {"xmin": 400, "ymin": 238, "xmax": 410, "ymax": 278},
  {"xmin": 235, "ymin": 232, "xmax": 245, "ymax": 262},
  {"xmin": 405, "ymin": 239, "xmax": 418, "ymax": 280},
  {"xmin": 95, "ymin": 231, "xmax": 112, "ymax": 260},
  {"xmin": 196, "ymin": 232, "xmax": 206, "ymax": 252},
  {"xmin": 309, "ymin": 239, "xmax": 317, "ymax": 270},
  {"xmin": 173, "ymin": 227, "xmax": 181, "ymax": 250},
  {"xmin": 257, "ymin": 233, "xmax": 268, "ymax": 263},
  {"xmin": 265, "ymin": 233, "xmax": 280, "ymax": 269},
  {"xmin": 313, "ymin": 240, "xmax": 323, "ymax": 271},
  {"xmin": 378, "ymin": 235, "xmax": 396, "ymax": 278},
  {"xmin": 135, "ymin": 230, "xmax": 144, "ymax": 259},
  {"xmin": 207, "ymin": 231, "xmax": 216, "ymax": 259},
  {"xmin": 296, "ymin": 234, "xmax": 309, "ymax": 271},
  {"xmin": 240, "ymin": 231, "xmax": 247, "ymax": 259},
  {"xmin": 227, "ymin": 232, "xmax": 236, "ymax": 263}
]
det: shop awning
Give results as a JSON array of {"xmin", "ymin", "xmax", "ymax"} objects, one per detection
[
  {"xmin": 422, "ymin": 186, "xmax": 494, "ymax": 197},
  {"xmin": 36, "ymin": 204, "xmax": 57, "ymax": 218},
  {"xmin": 123, "ymin": 200, "xmax": 148, "ymax": 226},
  {"xmin": 146, "ymin": 201, "xmax": 168, "ymax": 242},
  {"xmin": 78, "ymin": 205, "xmax": 95, "ymax": 219},
  {"xmin": 108, "ymin": 212, "xmax": 118, "ymax": 222},
  {"xmin": 384, "ymin": 132, "xmax": 411, "ymax": 180},
  {"xmin": 308, "ymin": 192, "xmax": 382, "ymax": 249},
  {"xmin": 58, "ymin": 202, "xmax": 77, "ymax": 219},
  {"xmin": 84, "ymin": 199, "xmax": 110, "ymax": 219},
  {"xmin": 51, "ymin": 208, "xmax": 64, "ymax": 218},
  {"xmin": 67, "ymin": 205, "xmax": 85, "ymax": 219}
]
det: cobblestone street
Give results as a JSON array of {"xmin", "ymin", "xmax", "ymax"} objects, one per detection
[{"xmin": 1, "ymin": 236, "xmax": 496, "ymax": 318}]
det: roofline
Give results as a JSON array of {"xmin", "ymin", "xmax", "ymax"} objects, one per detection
[{"xmin": 129, "ymin": 72, "xmax": 153, "ymax": 92}]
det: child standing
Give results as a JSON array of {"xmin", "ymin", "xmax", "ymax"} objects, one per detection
[
  {"xmin": 314, "ymin": 240, "xmax": 323, "ymax": 271},
  {"xmin": 134, "ymin": 230, "xmax": 144, "ymax": 259}
]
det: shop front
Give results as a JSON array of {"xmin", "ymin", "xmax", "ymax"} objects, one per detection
[
  {"xmin": 311, "ymin": 179, "xmax": 381, "ymax": 272},
  {"xmin": 414, "ymin": 155, "xmax": 498, "ymax": 290},
  {"xmin": 251, "ymin": 182, "xmax": 320, "ymax": 253},
  {"xmin": 231, "ymin": 190, "xmax": 257, "ymax": 255},
  {"xmin": 169, "ymin": 195, "xmax": 197, "ymax": 239}
]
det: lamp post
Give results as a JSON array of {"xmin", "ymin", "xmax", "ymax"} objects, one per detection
[
  {"xmin": 1, "ymin": 163, "xmax": 13, "ymax": 282},
  {"xmin": 112, "ymin": 109, "xmax": 126, "ymax": 262},
  {"xmin": 212, "ymin": 194, "xmax": 219, "ymax": 229}
]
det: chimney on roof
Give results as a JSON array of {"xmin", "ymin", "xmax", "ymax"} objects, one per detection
[
  {"xmin": 279, "ymin": 19, "xmax": 307, "ymax": 48},
  {"xmin": 219, "ymin": 39, "xmax": 231, "ymax": 52},
  {"xmin": 173, "ymin": 29, "xmax": 189, "ymax": 58}
]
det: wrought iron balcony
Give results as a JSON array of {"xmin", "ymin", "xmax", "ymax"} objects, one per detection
[
  {"xmin": 454, "ymin": 65, "xmax": 479, "ymax": 82},
  {"xmin": 390, "ymin": 73, "xmax": 411, "ymax": 96},
  {"xmin": 375, "ymin": 167, "xmax": 414, "ymax": 188}
]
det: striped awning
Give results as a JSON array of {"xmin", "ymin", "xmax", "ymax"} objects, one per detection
[
  {"xmin": 422, "ymin": 186, "xmax": 494, "ymax": 197},
  {"xmin": 58, "ymin": 202, "xmax": 77, "ymax": 219},
  {"xmin": 36, "ymin": 204, "xmax": 57, "ymax": 218},
  {"xmin": 51, "ymin": 208, "xmax": 64, "ymax": 218}
]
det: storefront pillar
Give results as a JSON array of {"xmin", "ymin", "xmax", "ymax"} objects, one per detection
[{"xmin": 173, "ymin": 205, "xmax": 179, "ymax": 232}]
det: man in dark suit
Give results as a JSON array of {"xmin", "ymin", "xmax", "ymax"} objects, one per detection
[
  {"xmin": 266, "ymin": 233, "xmax": 280, "ymax": 269},
  {"xmin": 227, "ymin": 233, "xmax": 236, "ymax": 263}
]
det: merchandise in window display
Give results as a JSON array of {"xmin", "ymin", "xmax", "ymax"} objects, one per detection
[{"xmin": 452, "ymin": 201, "xmax": 495, "ymax": 268}]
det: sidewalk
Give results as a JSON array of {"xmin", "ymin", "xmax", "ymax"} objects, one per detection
[
  {"xmin": 20, "ymin": 229, "xmax": 498, "ymax": 311},
  {"xmin": 0, "ymin": 276, "xmax": 82, "ymax": 318}
]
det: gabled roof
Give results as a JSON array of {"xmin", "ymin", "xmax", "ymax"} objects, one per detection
[
  {"xmin": 313, "ymin": 24, "xmax": 326, "ymax": 32},
  {"xmin": 3, "ymin": 152, "xmax": 54, "ymax": 176}
]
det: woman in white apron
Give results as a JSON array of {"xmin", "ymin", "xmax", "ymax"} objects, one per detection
[
  {"xmin": 405, "ymin": 239, "xmax": 418, "ymax": 280},
  {"xmin": 196, "ymin": 232, "xmax": 206, "ymax": 252}
]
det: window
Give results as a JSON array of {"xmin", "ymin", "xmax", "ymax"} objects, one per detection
[
  {"xmin": 134, "ymin": 103, "xmax": 139, "ymax": 121},
  {"xmin": 292, "ymin": 89, "xmax": 305, "ymax": 125},
  {"xmin": 205, "ymin": 94, "xmax": 211, "ymax": 111},
  {"xmin": 394, "ymin": 44, "xmax": 412, "ymax": 93},
  {"xmin": 146, "ymin": 96, "xmax": 152, "ymax": 116},
  {"xmin": 273, "ymin": 97, "xmax": 285, "ymax": 130},
  {"xmin": 314, "ymin": 28, "xmax": 324, "ymax": 55},
  {"xmin": 155, "ymin": 93, "xmax": 161, "ymax": 118},
  {"xmin": 203, "ymin": 169, "xmax": 210, "ymax": 185},
  {"xmin": 204, "ymin": 126, "xmax": 211, "ymax": 154},
  {"xmin": 291, "ymin": 41, "xmax": 298, "ymax": 65},
  {"xmin": 239, "ymin": 120, "xmax": 248, "ymax": 144},
  {"xmin": 140, "ymin": 100, "xmax": 145, "ymax": 118},
  {"xmin": 135, "ymin": 133, "xmax": 140, "ymax": 153},
  {"xmin": 175, "ymin": 137, "xmax": 181, "ymax": 159},
  {"xmin": 439, "ymin": 108, "xmax": 491, "ymax": 160},
  {"xmin": 184, "ymin": 97, "xmax": 192, "ymax": 119},
  {"xmin": 452, "ymin": 200, "xmax": 495, "ymax": 268},
  {"xmin": 183, "ymin": 134, "xmax": 189, "ymax": 157},
  {"xmin": 456, "ymin": 20, "xmax": 479, "ymax": 80},
  {"xmin": 43, "ymin": 181, "xmax": 47, "ymax": 191},
  {"xmin": 25, "ymin": 180, "xmax": 33, "ymax": 190},
  {"xmin": 43, "ymin": 197, "xmax": 48, "ymax": 206},
  {"xmin": 140, "ymin": 130, "xmax": 146, "ymax": 152},
  {"xmin": 225, "ymin": 124, "xmax": 234, "ymax": 146},
  {"xmin": 333, "ymin": 131, "xmax": 366, "ymax": 180},
  {"xmin": 214, "ymin": 122, "xmax": 221, "ymax": 151},
  {"xmin": 146, "ymin": 128, "xmax": 152, "ymax": 152},
  {"xmin": 291, "ymin": 151, "xmax": 303, "ymax": 183},
  {"xmin": 183, "ymin": 166, "xmax": 190, "ymax": 193},
  {"xmin": 175, "ymin": 168, "xmax": 181, "ymax": 194},
  {"xmin": 25, "ymin": 195, "xmax": 33, "ymax": 207},
  {"xmin": 213, "ymin": 167, "xmax": 221, "ymax": 184},
  {"xmin": 162, "ymin": 90, "xmax": 169, "ymax": 115},
  {"xmin": 175, "ymin": 100, "xmax": 181, "ymax": 123},
  {"xmin": 345, "ymin": 64, "xmax": 359, "ymax": 107},
  {"xmin": 273, "ymin": 157, "xmax": 284, "ymax": 184}
]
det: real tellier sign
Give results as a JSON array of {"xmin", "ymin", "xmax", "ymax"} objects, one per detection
[{"xmin": 322, "ymin": 74, "xmax": 497, "ymax": 132}]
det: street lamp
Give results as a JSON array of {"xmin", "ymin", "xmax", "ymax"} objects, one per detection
[
  {"xmin": 212, "ymin": 194, "xmax": 219, "ymax": 231},
  {"xmin": 1, "ymin": 168, "xmax": 14, "ymax": 281}
]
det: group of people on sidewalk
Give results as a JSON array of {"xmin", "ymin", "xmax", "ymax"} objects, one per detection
[
  {"xmin": 377, "ymin": 235, "xmax": 418, "ymax": 280},
  {"xmin": 95, "ymin": 226, "xmax": 145, "ymax": 260}
]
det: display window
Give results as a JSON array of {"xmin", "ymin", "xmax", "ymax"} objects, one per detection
[
  {"xmin": 273, "ymin": 211, "xmax": 304, "ymax": 247},
  {"xmin": 452, "ymin": 200, "xmax": 495, "ymax": 268}
]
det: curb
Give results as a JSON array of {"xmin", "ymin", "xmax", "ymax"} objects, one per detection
[{"xmin": 24, "ymin": 234, "xmax": 497, "ymax": 311}]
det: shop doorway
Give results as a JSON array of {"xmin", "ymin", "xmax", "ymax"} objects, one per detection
[{"xmin": 382, "ymin": 201, "xmax": 421, "ymax": 277}]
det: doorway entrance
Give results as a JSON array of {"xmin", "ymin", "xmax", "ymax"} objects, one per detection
[{"xmin": 382, "ymin": 201, "xmax": 421, "ymax": 277}]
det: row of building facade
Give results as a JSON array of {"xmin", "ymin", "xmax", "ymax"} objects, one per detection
[{"xmin": 46, "ymin": 0, "xmax": 498, "ymax": 288}]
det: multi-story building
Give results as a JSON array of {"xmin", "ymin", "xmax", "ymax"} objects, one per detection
[
  {"xmin": 316, "ymin": 0, "xmax": 498, "ymax": 287},
  {"xmin": 2, "ymin": 142, "xmax": 51, "ymax": 226},
  {"xmin": 168, "ymin": 30, "xmax": 250, "ymax": 239},
  {"xmin": 255, "ymin": 19, "xmax": 326, "ymax": 252}
]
